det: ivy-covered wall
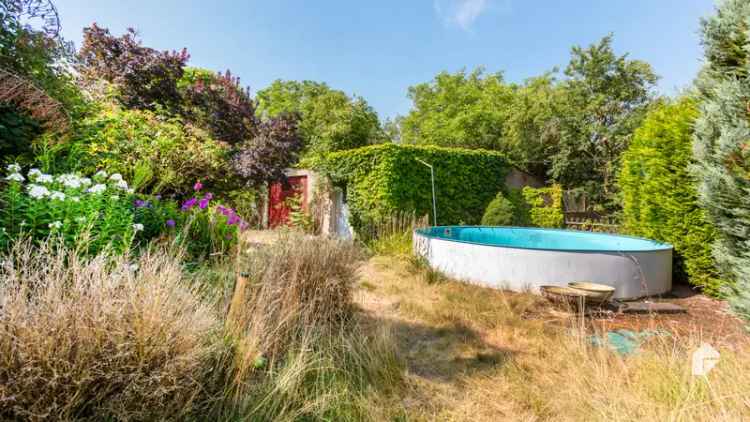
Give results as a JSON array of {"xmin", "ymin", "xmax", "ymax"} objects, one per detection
[{"xmin": 319, "ymin": 143, "xmax": 512, "ymax": 232}]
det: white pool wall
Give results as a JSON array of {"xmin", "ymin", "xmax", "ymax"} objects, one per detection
[{"xmin": 414, "ymin": 230, "xmax": 672, "ymax": 300}]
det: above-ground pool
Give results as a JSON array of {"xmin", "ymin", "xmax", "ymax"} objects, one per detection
[{"xmin": 413, "ymin": 226, "xmax": 673, "ymax": 300}]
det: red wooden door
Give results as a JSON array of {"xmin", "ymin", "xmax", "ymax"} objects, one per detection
[{"xmin": 268, "ymin": 176, "xmax": 307, "ymax": 228}]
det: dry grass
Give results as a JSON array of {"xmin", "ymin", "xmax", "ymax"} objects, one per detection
[
  {"xmin": 357, "ymin": 255, "xmax": 750, "ymax": 421},
  {"xmin": 234, "ymin": 233, "xmax": 364, "ymax": 359},
  {"xmin": 0, "ymin": 240, "xmax": 222, "ymax": 421},
  {"xmin": 0, "ymin": 233, "xmax": 407, "ymax": 421},
  {"xmin": 210, "ymin": 232, "xmax": 407, "ymax": 421}
]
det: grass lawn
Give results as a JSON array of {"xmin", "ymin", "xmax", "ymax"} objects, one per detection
[{"xmin": 353, "ymin": 251, "xmax": 750, "ymax": 421}]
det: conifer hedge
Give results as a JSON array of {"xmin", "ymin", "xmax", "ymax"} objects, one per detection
[
  {"xmin": 320, "ymin": 143, "xmax": 511, "ymax": 232},
  {"xmin": 693, "ymin": 0, "xmax": 750, "ymax": 314},
  {"xmin": 620, "ymin": 98, "xmax": 722, "ymax": 294}
]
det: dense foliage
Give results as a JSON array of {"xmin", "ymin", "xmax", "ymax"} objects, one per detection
[
  {"xmin": 256, "ymin": 80, "xmax": 383, "ymax": 158},
  {"xmin": 521, "ymin": 185, "xmax": 564, "ymax": 228},
  {"xmin": 79, "ymin": 24, "xmax": 189, "ymax": 111},
  {"xmin": 397, "ymin": 36, "xmax": 657, "ymax": 209},
  {"xmin": 55, "ymin": 103, "xmax": 227, "ymax": 195},
  {"xmin": 179, "ymin": 67, "xmax": 257, "ymax": 144},
  {"xmin": 231, "ymin": 113, "xmax": 303, "ymax": 186},
  {"xmin": 0, "ymin": 0, "xmax": 80, "ymax": 108},
  {"xmin": 551, "ymin": 35, "xmax": 657, "ymax": 206},
  {"xmin": 319, "ymin": 143, "xmax": 511, "ymax": 233},
  {"xmin": 400, "ymin": 68, "xmax": 514, "ymax": 151},
  {"xmin": 481, "ymin": 191, "xmax": 516, "ymax": 226},
  {"xmin": 620, "ymin": 98, "xmax": 721, "ymax": 293},
  {"xmin": 693, "ymin": 0, "xmax": 750, "ymax": 313}
]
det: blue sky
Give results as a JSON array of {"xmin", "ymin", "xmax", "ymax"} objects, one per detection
[{"xmin": 56, "ymin": 0, "xmax": 715, "ymax": 119}]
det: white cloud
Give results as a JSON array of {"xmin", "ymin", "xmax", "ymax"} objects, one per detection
[{"xmin": 434, "ymin": 0, "xmax": 490, "ymax": 31}]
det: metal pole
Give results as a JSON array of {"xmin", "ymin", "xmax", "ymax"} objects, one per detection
[{"xmin": 416, "ymin": 159, "xmax": 437, "ymax": 226}]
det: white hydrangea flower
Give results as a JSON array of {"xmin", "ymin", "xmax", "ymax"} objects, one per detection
[
  {"xmin": 28, "ymin": 168, "xmax": 42, "ymax": 180},
  {"xmin": 87, "ymin": 184, "xmax": 106, "ymax": 194},
  {"xmin": 79, "ymin": 177, "xmax": 92, "ymax": 186},
  {"xmin": 58, "ymin": 174, "xmax": 82, "ymax": 189},
  {"xmin": 49, "ymin": 190, "xmax": 65, "ymax": 201},
  {"xmin": 27, "ymin": 184, "xmax": 50, "ymax": 199},
  {"xmin": 48, "ymin": 221, "xmax": 63, "ymax": 230},
  {"xmin": 115, "ymin": 179, "xmax": 129, "ymax": 190},
  {"xmin": 132, "ymin": 223, "xmax": 144, "ymax": 232},
  {"xmin": 5, "ymin": 173, "xmax": 24, "ymax": 182},
  {"xmin": 50, "ymin": 191, "xmax": 66, "ymax": 201},
  {"xmin": 109, "ymin": 173, "xmax": 123, "ymax": 182},
  {"xmin": 37, "ymin": 174, "xmax": 54, "ymax": 184},
  {"xmin": 6, "ymin": 163, "xmax": 21, "ymax": 173},
  {"xmin": 94, "ymin": 170, "xmax": 108, "ymax": 180}
]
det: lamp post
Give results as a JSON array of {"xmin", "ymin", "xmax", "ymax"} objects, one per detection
[{"xmin": 415, "ymin": 158, "xmax": 437, "ymax": 226}]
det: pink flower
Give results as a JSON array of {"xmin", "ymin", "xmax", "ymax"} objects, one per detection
[
  {"xmin": 199, "ymin": 198, "xmax": 209, "ymax": 209},
  {"xmin": 193, "ymin": 181, "xmax": 203, "ymax": 191}
]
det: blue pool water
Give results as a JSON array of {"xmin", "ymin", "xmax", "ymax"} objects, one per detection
[{"xmin": 416, "ymin": 226, "xmax": 672, "ymax": 252}]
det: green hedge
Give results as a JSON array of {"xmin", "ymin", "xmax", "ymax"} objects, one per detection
[
  {"xmin": 619, "ymin": 98, "xmax": 722, "ymax": 294},
  {"xmin": 320, "ymin": 143, "xmax": 511, "ymax": 232},
  {"xmin": 521, "ymin": 185, "xmax": 564, "ymax": 228}
]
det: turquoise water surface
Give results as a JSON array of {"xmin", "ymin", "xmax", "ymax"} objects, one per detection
[{"xmin": 416, "ymin": 226, "xmax": 672, "ymax": 252}]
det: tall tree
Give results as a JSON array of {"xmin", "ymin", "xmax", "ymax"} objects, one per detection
[
  {"xmin": 256, "ymin": 80, "xmax": 382, "ymax": 157},
  {"xmin": 400, "ymin": 68, "xmax": 515, "ymax": 151},
  {"xmin": 693, "ymin": 0, "xmax": 750, "ymax": 318},
  {"xmin": 502, "ymin": 73, "xmax": 562, "ymax": 178},
  {"xmin": 551, "ymin": 35, "xmax": 657, "ymax": 205}
]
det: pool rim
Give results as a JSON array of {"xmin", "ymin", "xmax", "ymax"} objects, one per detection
[{"xmin": 414, "ymin": 225, "xmax": 673, "ymax": 253}]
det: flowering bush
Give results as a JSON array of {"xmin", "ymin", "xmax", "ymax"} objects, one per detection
[
  {"xmin": 173, "ymin": 181, "xmax": 249, "ymax": 260},
  {"xmin": 0, "ymin": 164, "xmax": 138, "ymax": 255}
]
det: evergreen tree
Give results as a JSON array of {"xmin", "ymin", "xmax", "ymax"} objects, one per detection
[{"xmin": 693, "ymin": 0, "xmax": 750, "ymax": 318}]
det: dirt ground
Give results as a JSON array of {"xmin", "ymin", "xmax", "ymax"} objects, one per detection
[{"xmin": 590, "ymin": 283, "xmax": 749, "ymax": 350}]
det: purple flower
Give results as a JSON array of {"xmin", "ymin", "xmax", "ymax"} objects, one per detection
[
  {"xmin": 193, "ymin": 181, "xmax": 203, "ymax": 191},
  {"xmin": 204, "ymin": 192, "xmax": 213, "ymax": 200},
  {"xmin": 181, "ymin": 197, "xmax": 197, "ymax": 211},
  {"xmin": 227, "ymin": 214, "xmax": 241, "ymax": 225},
  {"xmin": 134, "ymin": 199, "xmax": 147, "ymax": 208},
  {"xmin": 155, "ymin": 194, "xmax": 162, "ymax": 200},
  {"xmin": 166, "ymin": 219, "xmax": 176, "ymax": 227},
  {"xmin": 239, "ymin": 221, "xmax": 249, "ymax": 231},
  {"xmin": 199, "ymin": 198, "xmax": 209, "ymax": 209}
]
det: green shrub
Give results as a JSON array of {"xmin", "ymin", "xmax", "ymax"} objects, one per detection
[
  {"xmin": 620, "ymin": 98, "xmax": 722, "ymax": 294},
  {"xmin": 521, "ymin": 185, "xmax": 564, "ymax": 228},
  {"xmin": 0, "ymin": 165, "xmax": 137, "ymax": 255},
  {"xmin": 481, "ymin": 192, "xmax": 516, "ymax": 226},
  {"xmin": 48, "ymin": 103, "xmax": 228, "ymax": 195},
  {"xmin": 319, "ymin": 143, "xmax": 511, "ymax": 233}
]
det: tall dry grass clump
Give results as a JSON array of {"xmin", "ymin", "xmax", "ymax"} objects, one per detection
[
  {"xmin": 0, "ymin": 240, "xmax": 222, "ymax": 421},
  {"xmin": 218, "ymin": 233, "xmax": 406, "ymax": 421},
  {"xmin": 235, "ymin": 233, "xmax": 363, "ymax": 358}
]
